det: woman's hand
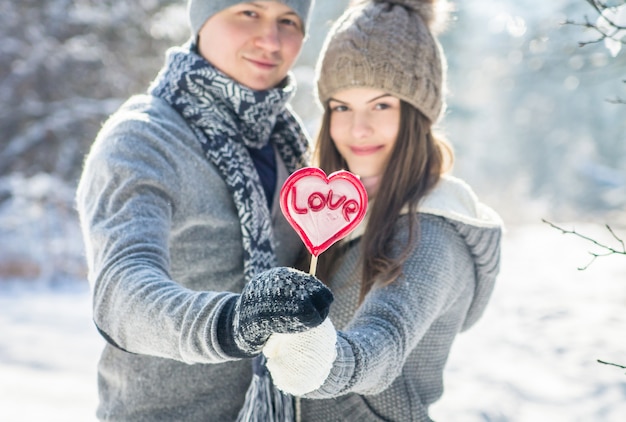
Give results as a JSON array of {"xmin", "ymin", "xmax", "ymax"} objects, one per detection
[{"xmin": 263, "ymin": 318, "xmax": 337, "ymax": 396}]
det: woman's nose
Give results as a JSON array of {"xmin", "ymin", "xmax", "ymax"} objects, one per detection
[{"xmin": 351, "ymin": 113, "xmax": 373, "ymax": 139}]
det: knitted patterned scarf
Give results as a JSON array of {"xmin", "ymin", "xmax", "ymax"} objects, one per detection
[{"xmin": 149, "ymin": 42, "xmax": 308, "ymax": 422}]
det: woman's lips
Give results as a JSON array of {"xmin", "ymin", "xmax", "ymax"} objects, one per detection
[{"xmin": 350, "ymin": 145, "xmax": 383, "ymax": 156}]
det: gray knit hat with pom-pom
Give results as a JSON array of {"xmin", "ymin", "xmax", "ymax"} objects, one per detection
[{"xmin": 316, "ymin": 0, "xmax": 450, "ymax": 123}]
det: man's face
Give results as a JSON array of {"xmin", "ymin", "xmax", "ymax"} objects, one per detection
[{"xmin": 197, "ymin": 1, "xmax": 304, "ymax": 91}]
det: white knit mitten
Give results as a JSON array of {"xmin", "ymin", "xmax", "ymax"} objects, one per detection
[{"xmin": 263, "ymin": 318, "xmax": 337, "ymax": 396}]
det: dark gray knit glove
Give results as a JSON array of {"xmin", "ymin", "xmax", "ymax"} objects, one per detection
[{"xmin": 217, "ymin": 267, "xmax": 334, "ymax": 358}]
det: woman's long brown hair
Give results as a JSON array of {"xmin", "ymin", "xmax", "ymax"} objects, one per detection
[{"xmin": 314, "ymin": 100, "xmax": 454, "ymax": 304}]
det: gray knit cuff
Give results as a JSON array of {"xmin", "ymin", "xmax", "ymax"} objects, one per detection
[{"xmin": 216, "ymin": 295, "xmax": 256, "ymax": 359}]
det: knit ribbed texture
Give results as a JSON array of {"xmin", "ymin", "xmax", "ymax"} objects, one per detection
[
  {"xmin": 188, "ymin": 0, "xmax": 314, "ymax": 36},
  {"xmin": 264, "ymin": 318, "xmax": 338, "ymax": 396},
  {"xmin": 299, "ymin": 213, "xmax": 502, "ymax": 421},
  {"xmin": 229, "ymin": 267, "xmax": 334, "ymax": 356},
  {"xmin": 148, "ymin": 41, "xmax": 318, "ymax": 422},
  {"xmin": 316, "ymin": 0, "xmax": 449, "ymax": 123},
  {"xmin": 76, "ymin": 93, "xmax": 308, "ymax": 420}
]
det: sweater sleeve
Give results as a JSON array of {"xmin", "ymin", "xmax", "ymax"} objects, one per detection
[
  {"xmin": 305, "ymin": 214, "xmax": 477, "ymax": 397},
  {"xmin": 76, "ymin": 101, "xmax": 238, "ymax": 365}
]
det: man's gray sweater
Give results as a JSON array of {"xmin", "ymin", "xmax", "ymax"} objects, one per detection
[{"xmin": 77, "ymin": 95, "xmax": 302, "ymax": 421}]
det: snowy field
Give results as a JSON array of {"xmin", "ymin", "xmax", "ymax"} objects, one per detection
[
  {"xmin": 0, "ymin": 282, "xmax": 103, "ymax": 422},
  {"xmin": 430, "ymin": 224, "xmax": 626, "ymax": 422},
  {"xmin": 0, "ymin": 175, "xmax": 625, "ymax": 421}
]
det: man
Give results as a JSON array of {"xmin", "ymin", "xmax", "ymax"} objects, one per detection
[{"xmin": 76, "ymin": 2, "xmax": 331, "ymax": 420}]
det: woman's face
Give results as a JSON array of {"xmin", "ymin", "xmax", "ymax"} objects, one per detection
[{"xmin": 328, "ymin": 87, "xmax": 400, "ymax": 194}]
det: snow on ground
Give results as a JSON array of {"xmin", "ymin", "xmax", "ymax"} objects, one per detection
[
  {"xmin": 0, "ymin": 174, "xmax": 625, "ymax": 421},
  {"xmin": 0, "ymin": 282, "xmax": 102, "ymax": 422},
  {"xmin": 430, "ymin": 224, "xmax": 626, "ymax": 422}
]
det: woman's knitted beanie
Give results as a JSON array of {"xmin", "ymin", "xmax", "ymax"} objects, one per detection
[
  {"xmin": 188, "ymin": 0, "xmax": 314, "ymax": 37},
  {"xmin": 316, "ymin": 0, "xmax": 449, "ymax": 123}
]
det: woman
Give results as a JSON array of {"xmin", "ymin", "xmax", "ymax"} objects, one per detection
[{"xmin": 263, "ymin": 1, "xmax": 504, "ymax": 420}]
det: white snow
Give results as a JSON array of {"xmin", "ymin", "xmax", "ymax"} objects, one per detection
[
  {"xmin": 431, "ymin": 224, "xmax": 626, "ymax": 421},
  {"xmin": 1, "ymin": 174, "xmax": 625, "ymax": 421},
  {"xmin": 0, "ymin": 283, "xmax": 103, "ymax": 422}
]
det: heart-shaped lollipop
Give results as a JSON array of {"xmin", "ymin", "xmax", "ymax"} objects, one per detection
[{"xmin": 280, "ymin": 167, "xmax": 368, "ymax": 261}]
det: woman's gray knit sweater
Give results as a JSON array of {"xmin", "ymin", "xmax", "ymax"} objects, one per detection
[{"xmin": 299, "ymin": 175, "xmax": 503, "ymax": 422}]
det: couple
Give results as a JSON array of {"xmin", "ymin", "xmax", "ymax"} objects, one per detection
[{"xmin": 76, "ymin": 1, "xmax": 503, "ymax": 421}]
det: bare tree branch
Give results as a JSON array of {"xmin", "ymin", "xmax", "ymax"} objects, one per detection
[
  {"xmin": 598, "ymin": 359, "xmax": 626, "ymax": 373},
  {"xmin": 589, "ymin": 0, "xmax": 605, "ymax": 13},
  {"xmin": 564, "ymin": 1, "xmax": 626, "ymax": 46},
  {"xmin": 542, "ymin": 219, "xmax": 626, "ymax": 270},
  {"xmin": 607, "ymin": 97, "xmax": 626, "ymax": 104},
  {"xmin": 563, "ymin": 15, "xmax": 614, "ymax": 47},
  {"xmin": 591, "ymin": 0, "xmax": 626, "ymax": 30},
  {"xmin": 546, "ymin": 217, "xmax": 626, "ymax": 372}
]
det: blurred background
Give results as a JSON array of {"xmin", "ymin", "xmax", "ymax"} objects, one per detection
[
  {"xmin": 1, "ymin": 0, "xmax": 624, "ymax": 281},
  {"xmin": 0, "ymin": 1, "xmax": 625, "ymax": 421}
]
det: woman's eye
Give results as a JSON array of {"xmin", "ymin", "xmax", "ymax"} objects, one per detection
[
  {"xmin": 375, "ymin": 103, "xmax": 391, "ymax": 110},
  {"xmin": 241, "ymin": 10, "xmax": 258, "ymax": 18},
  {"xmin": 331, "ymin": 105, "xmax": 348, "ymax": 112}
]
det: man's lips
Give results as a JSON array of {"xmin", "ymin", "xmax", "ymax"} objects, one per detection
[{"xmin": 246, "ymin": 57, "xmax": 279, "ymax": 69}]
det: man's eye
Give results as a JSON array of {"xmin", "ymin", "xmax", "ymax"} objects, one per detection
[
  {"xmin": 280, "ymin": 18, "xmax": 297, "ymax": 27},
  {"xmin": 241, "ymin": 10, "xmax": 258, "ymax": 18}
]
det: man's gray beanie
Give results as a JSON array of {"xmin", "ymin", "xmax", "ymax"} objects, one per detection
[{"xmin": 188, "ymin": 1, "xmax": 314, "ymax": 36}]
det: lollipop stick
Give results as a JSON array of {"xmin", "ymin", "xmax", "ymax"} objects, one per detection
[{"xmin": 309, "ymin": 255, "xmax": 318, "ymax": 276}]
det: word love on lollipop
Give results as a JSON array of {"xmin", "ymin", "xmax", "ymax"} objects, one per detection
[{"xmin": 280, "ymin": 167, "xmax": 367, "ymax": 274}]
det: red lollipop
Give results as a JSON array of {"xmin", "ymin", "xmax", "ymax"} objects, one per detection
[{"xmin": 280, "ymin": 167, "xmax": 368, "ymax": 275}]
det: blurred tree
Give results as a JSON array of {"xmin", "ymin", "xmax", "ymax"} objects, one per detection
[
  {"xmin": 560, "ymin": 0, "xmax": 626, "ymax": 213},
  {"xmin": 0, "ymin": 0, "xmax": 186, "ymax": 184},
  {"xmin": 446, "ymin": 1, "xmax": 626, "ymax": 217},
  {"xmin": 568, "ymin": 0, "xmax": 626, "ymax": 63}
]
